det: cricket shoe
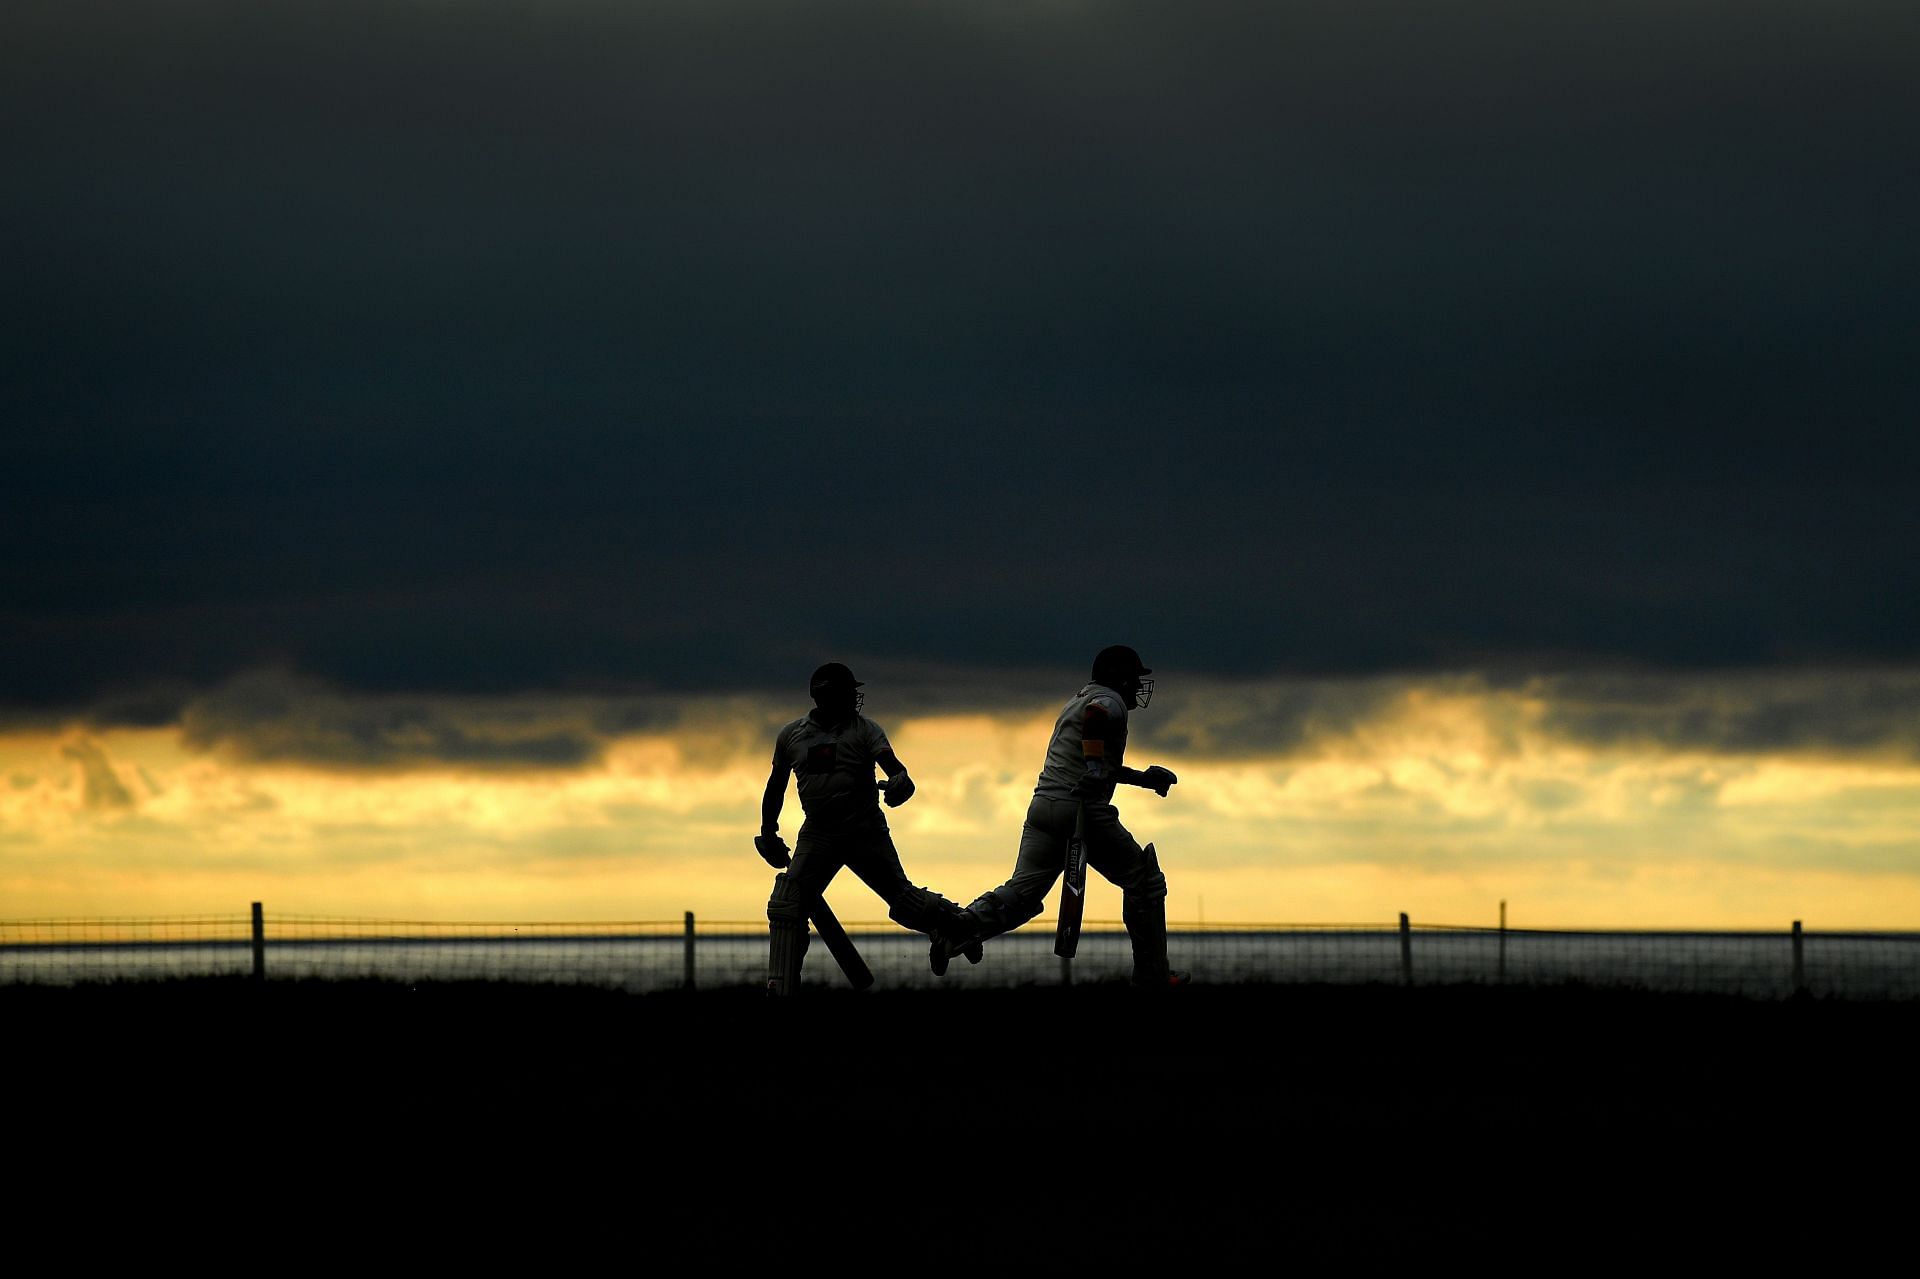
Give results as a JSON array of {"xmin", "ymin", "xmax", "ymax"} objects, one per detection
[
  {"xmin": 1130, "ymin": 969, "xmax": 1193, "ymax": 990},
  {"xmin": 928, "ymin": 931, "xmax": 985, "ymax": 977}
]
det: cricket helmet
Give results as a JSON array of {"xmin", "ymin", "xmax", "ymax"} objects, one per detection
[
  {"xmin": 1091, "ymin": 645, "xmax": 1154, "ymax": 708},
  {"xmin": 809, "ymin": 662, "xmax": 865, "ymax": 712}
]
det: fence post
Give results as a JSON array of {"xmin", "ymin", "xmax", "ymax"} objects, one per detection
[
  {"xmin": 1791, "ymin": 919, "xmax": 1805, "ymax": 996},
  {"xmin": 251, "ymin": 901, "xmax": 265, "ymax": 983},
  {"xmin": 1498, "ymin": 900, "xmax": 1507, "ymax": 982},
  {"xmin": 684, "ymin": 911, "xmax": 696, "ymax": 990},
  {"xmin": 1399, "ymin": 912, "xmax": 1413, "ymax": 986}
]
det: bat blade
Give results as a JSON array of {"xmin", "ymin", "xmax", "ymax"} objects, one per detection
[
  {"xmin": 1054, "ymin": 801, "xmax": 1089, "ymax": 959},
  {"xmin": 810, "ymin": 894, "xmax": 874, "ymax": 990}
]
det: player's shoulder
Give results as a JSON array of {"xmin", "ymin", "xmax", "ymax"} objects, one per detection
[
  {"xmin": 856, "ymin": 713, "xmax": 891, "ymax": 741},
  {"xmin": 1080, "ymin": 684, "xmax": 1128, "ymax": 719},
  {"xmin": 775, "ymin": 715, "xmax": 812, "ymax": 743}
]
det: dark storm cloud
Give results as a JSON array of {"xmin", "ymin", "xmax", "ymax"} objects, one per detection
[
  {"xmin": 1140, "ymin": 677, "xmax": 1409, "ymax": 759},
  {"xmin": 1136, "ymin": 670, "xmax": 1920, "ymax": 762},
  {"xmin": 162, "ymin": 669, "xmax": 813, "ymax": 771},
  {"xmin": 150, "ymin": 665, "xmax": 1052, "ymax": 771},
  {"xmin": 178, "ymin": 671, "xmax": 605, "ymax": 769},
  {"xmin": 1536, "ymin": 671, "xmax": 1920, "ymax": 760},
  {"xmin": 5, "ymin": 1, "xmax": 1918, "ymax": 710},
  {"xmin": 56, "ymin": 661, "xmax": 1920, "ymax": 772}
]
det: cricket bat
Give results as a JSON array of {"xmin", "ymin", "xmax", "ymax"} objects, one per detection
[{"xmin": 1054, "ymin": 800, "xmax": 1089, "ymax": 959}]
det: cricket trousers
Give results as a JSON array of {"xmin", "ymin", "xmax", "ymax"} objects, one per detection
[
  {"xmin": 782, "ymin": 818, "xmax": 958, "ymax": 932},
  {"xmin": 963, "ymin": 794, "xmax": 1171, "ymax": 980},
  {"xmin": 767, "ymin": 816, "xmax": 965, "ymax": 987}
]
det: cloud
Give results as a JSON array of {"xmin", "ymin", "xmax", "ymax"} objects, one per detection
[
  {"xmin": 1533, "ymin": 671, "xmax": 1920, "ymax": 760},
  {"xmin": 1135, "ymin": 669, "xmax": 1920, "ymax": 764},
  {"xmin": 59, "ymin": 738, "xmax": 134, "ymax": 810},
  {"xmin": 54, "ymin": 664, "xmax": 1920, "ymax": 775},
  {"xmin": 1139, "ymin": 677, "xmax": 1409, "ymax": 759},
  {"xmin": 160, "ymin": 669, "xmax": 830, "ymax": 772},
  {"xmin": 3, "ymin": 0, "xmax": 1918, "ymax": 710},
  {"xmin": 177, "ymin": 671, "xmax": 606, "ymax": 771}
]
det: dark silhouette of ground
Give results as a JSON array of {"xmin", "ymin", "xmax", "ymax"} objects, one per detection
[{"xmin": 6, "ymin": 981, "xmax": 1908, "ymax": 1263}]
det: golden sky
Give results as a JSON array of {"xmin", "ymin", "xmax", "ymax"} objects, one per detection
[{"xmin": 5, "ymin": 671, "xmax": 1920, "ymax": 929}]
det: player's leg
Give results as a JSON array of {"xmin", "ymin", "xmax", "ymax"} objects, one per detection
[
  {"xmin": 958, "ymin": 795, "xmax": 1075, "ymax": 939},
  {"xmin": 1083, "ymin": 805, "xmax": 1185, "ymax": 987},
  {"xmin": 844, "ymin": 827, "xmax": 970, "ymax": 938},
  {"xmin": 765, "ymin": 826, "xmax": 845, "ymax": 996},
  {"xmin": 836, "ymin": 825, "xmax": 980, "ymax": 977}
]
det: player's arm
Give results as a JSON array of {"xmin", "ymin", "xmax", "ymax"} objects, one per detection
[
  {"xmin": 761, "ymin": 760, "xmax": 791, "ymax": 835},
  {"xmin": 1115, "ymin": 763, "xmax": 1178, "ymax": 796},
  {"xmin": 1081, "ymin": 700, "xmax": 1175, "ymax": 796},
  {"xmin": 756, "ymin": 759, "xmax": 793, "ymax": 867},
  {"xmin": 1079, "ymin": 698, "xmax": 1119, "ymax": 790},
  {"xmin": 876, "ymin": 747, "xmax": 915, "ymax": 807}
]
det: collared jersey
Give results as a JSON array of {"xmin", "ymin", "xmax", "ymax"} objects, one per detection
[
  {"xmin": 1033, "ymin": 683, "xmax": 1130, "ymax": 801},
  {"xmin": 773, "ymin": 710, "xmax": 892, "ymax": 827}
]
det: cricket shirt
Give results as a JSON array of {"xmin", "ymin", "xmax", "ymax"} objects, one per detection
[
  {"xmin": 773, "ymin": 710, "xmax": 891, "ymax": 828},
  {"xmin": 1032, "ymin": 683, "xmax": 1130, "ymax": 802}
]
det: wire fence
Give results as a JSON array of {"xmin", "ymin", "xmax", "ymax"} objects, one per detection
[{"xmin": 3, "ymin": 909, "xmax": 1917, "ymax": 999}]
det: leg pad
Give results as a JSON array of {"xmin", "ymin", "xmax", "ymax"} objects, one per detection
[{"xmin": 766, "ymin": 872, "xmax": 810, "ymax": 996}]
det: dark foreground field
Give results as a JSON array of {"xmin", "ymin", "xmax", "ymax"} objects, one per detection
[{"xmin": 7, "ymin": 980, "xmax": 1913, "ymax": 1261}]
